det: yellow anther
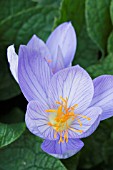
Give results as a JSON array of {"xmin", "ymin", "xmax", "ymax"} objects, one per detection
[
  {"xmin": 54, "ymin": 131, "xmax": 57, "ymax": 139},
  {"xmin": 48, "ymin": 122, "xmax": 53, "ymax": 126},
  {"xmin": 47, "ymin": 60, "xmax": 52, "ymax": 63},
  {"xmin": 64, "ymin": 131, "xmax": 68, "ymax": 143},
  {"xmin": 69, "ymin": 127, "xmax": 83, "ymax": 133},
  {"xmin": 58, "ymin": 132, "xmax": 64, "ymax": 143},
  {"xmin": 46, "ymin": 109, "xmax": 57, "ymax": 113},
  {"xmin": 76, "ymin": 118, "xmax": 82, "ymax": 127},
  {"xmin": 46, "ymin": 96, "xmax": 90, "ymax": 144},
  {"xmin": 60, "ymin": 96, "xmax": 67, "ymax": 103},
  {"xmin": 76, "ymin": 114, "xmax": 91, "ymax": 121}
]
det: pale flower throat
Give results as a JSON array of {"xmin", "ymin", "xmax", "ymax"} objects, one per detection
[{"xmin": 45, "ymin": 97, "xmax": 91, "ymax": 144}]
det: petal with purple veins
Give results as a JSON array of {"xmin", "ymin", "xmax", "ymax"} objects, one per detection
[
  {"xmin": 48, "ymin": 65, "xmax": 94, "ymax": 113},
  {"xmin": 53, "ymin": 46, "xmax": 65, "ymax": 73},
  {"xmin": 25, "ymin": 101, "xmax": 58, "ymax": 140},
  {"xmin": 90, "ymin": 75, "xmax": 113, "ymax": 120},
  {"xmin": 68, "ymin": 106, "xmax": 102, "ymax": 138},
  {"xmin": 77, "ymin": 112, "xmax": 101, "ymax": 138},
  {"xmin": 41, "ymin": 138, "xmax": 84, "ymax": 159},
  {"xmin": 18, "ymin": 45, "xmax": 53, "ymax": 104},
  {"xmin": 46, "ymin": 22, "xmax": 77, "ymax": 68},
  {"xmin": 27, "ymin": 35, "xmax": 51, "ymax": 62}
]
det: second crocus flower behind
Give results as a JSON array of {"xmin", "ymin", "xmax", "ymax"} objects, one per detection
[{"xmin": 7, "ymin": 21, "xmax": 77, "ymax": 83}]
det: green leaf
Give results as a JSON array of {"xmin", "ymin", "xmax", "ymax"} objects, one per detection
[
  {"xmin": 54, "ymin": 0, "xmax": 99, "ymax": 68},
  {"xmin": 100, "ymin": 118, "xmax": 113, "ymax": 169},
  {"xmin": 0, "ymin": 0, "xmax": 60, "ymax": 100},
  {"xmin": 87, "ymin": 53, "xmax": 113, "ymax": 79},
  {"xmin": 0, "ymin": 0, "xmax": 60, "ymax": 44},
  {"xmin": 32, "ymin": 0, "xmax": 60, "ymax": 6},
  {"xmin": 0, "ymin": 132, "xmax": 66, "ymax": 170},
  {"xmin": 110, "ymin": 0, "xmax": 113, "ymax": 24},
  {"xmin": 107, "ymin": 31, "xmax": 113, "ymax": 53},
  {"xmin": 0, "ymin": 123, "xmax": 25, "ymax": 148},
  {"xmin": 107, "ymin": 0, "xmax": 113, "ymax": 54},
  {"xmin": 79, "ymin": 120, "xmax": 111, "ymax": 169},
  {"xmin": 73, "ymin": 26, "xmax": 99, "ymax": 68},
  {"xmin": 85, "ymin": 0, "xmax": 112, "ymax": 54}
]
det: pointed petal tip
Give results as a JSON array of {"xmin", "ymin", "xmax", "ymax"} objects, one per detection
[
  {"xmin": 30, "ymin": 34, "xmax": 38, "ymax": 40},
  {"xmin": 63, "ymin": 21, "xmax": 73, "ymax": 28},
  {"xmin": 19, "ymin": 45, "xmax": 28, "ymax": 55},
  {"xmin": 64, "ymin": 21, "xmax": 76, "ymax": 33},
  {"xmin": 7, "ymin": 44, "xmax": 19, "ymax": 83},
  {"xmin": 75, "ymin": 64, "xmax": 81, "ymax": 68},
  {"xmin": 7, "ymin": 44, "xmax": 14, "ymax": 61}
]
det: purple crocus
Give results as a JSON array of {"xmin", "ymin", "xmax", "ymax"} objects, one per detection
[
  {"xmin": 7, "ymin": 22, "xmax": 113, "ymax": 159},
  {"xmin": 7, "ymin": 22, "xmax": 76, "ymax": 82}
]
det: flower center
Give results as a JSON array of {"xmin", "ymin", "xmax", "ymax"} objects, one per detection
[{"xmin": 45, "ymin": 97, "xmax": 91, "ymax": 144}]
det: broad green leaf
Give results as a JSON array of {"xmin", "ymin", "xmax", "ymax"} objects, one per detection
[
  {"xmin": 87, "ymin": 53, "xmax": 113, "ymax": 79},
  {"xmin": 107, "ymin": 31, "xmax": 113, "ymax": 53},
  {"xmin": 101, "ymin": 118, "xmax": 113, "ymax": 169},
  {"xmin": 108, "ymin": 0, "xmax": 113, "ymax": 53},
  {"xmin": 86, "ymin": 0, "xmax": 112, "ymax": 54},
  {"xmin": 0, "ymin": 0, "xmax": 60, "ymax": 100},
  {"xmin": 54, "ymin": 0, "xmax": 99, "ymax": 68},
  {"xmin": 32, "ymin": 0, "xmax": 60, "ymax": 6},
  {"xmin": 79, "ymin": 120, "xmax": 111, "ymax": 169},
  {"xmin": 0, "ymin": 1, "xmax": 60, "ymax": 44},
  {"xmin": 0, "ymin": 1, "xmax": 37, "ymax": 21},
  {"xmin": 0, "ymin": 123, "xmax": 25, "ymax": 148},
  {"xmin": 73, "ymin": 26, "xmax": 98, "ymax": 68},
  {"xmin": 110, "ymin": 0, "xmax": 113, "ymax": 24},
  {"xmin": 0, "ymin": 132, "xmax": 66, "ymax": 170}
]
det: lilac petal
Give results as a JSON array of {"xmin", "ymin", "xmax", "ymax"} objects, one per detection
[
  {"xmin": 78, "ymin": 112, "xmax": 101, "ymax": 138},
  {"xmin": 7, "ymin": 45, "xmax": 18, "ymax": 83},
  {"xmin": 25, "ymin": 101, "xmax": 58, "ymax": 140},
  {"xmin": 48, "ymin": 65, "xmax": 94, "ymax": 113},
  {"xmin": 25, "ymin": 104, "xmax": 44, "ymax": 139},
  {"xmin": 53, "ymin": 46, "xmax": 65, "ymax": 73},
  {"xmin": 68, "ymin": 107, "xmax": 102, "ymax": 138},
  {"xmin": 18, "ymin": 45, "xmax": 53, "ymax": 104},
  {"xmin": 41, "ymin": 138, "xmax": 84, "ymax": 159},
  {"xmin": 27, "ymin": 35, "xmax": 51, "ymax": 62},
  {"xmin": 46, "ymin": 22, "xmax": 77, "ymax": 68},
  {"xmin": 90, "ymin": 75, "xmax": 113, "ymax": 120}
]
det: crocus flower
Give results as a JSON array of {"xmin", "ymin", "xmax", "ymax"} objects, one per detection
[
  {"xmin": 7, "ymin": 22, "xmax": 77, "ymax": 83},
  {"xmin": 7, "ymin": 22, "xmax": 113, "ymax": 159}
]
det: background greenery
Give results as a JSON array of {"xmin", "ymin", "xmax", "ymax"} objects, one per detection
[{"xmin": 0, "ymin": 0, "xmax": 113, "ymax": 169}]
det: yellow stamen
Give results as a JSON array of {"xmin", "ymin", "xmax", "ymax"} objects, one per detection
[
  {"xmin": 46, "ymin": 109, "xmax": 57, "ymax": 113},
  {"xmin": 46, "ymin": 97, "xmax": 91, "ymax": 144},
  {"xmin": 76, "ymin": 114, "xmax": 91, "ymax": 120},
  {"xmin": 54, "ymin": 131, "xmax": 57, "ymax": 139},
  {"xmin": 64, "ymin": 131, "xmax": 68, "ymax": 143},
  {"xmin": 69, "ymin": 127, "xmax": 83, "ymax": 133},
  {"xmin": 76, "ymin": 118, "xmax": 82, "ymax": 126},
  {"xmin": 45, "ymin": 57, "xmax": 52, "ymax": 63},
  {"xmin": 58, "ymin": 132, "xmax": 64, "ymax": 143},
  {"xmin": 47, "ymin": 59, "xmax": 52, "ymax": 63}
]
